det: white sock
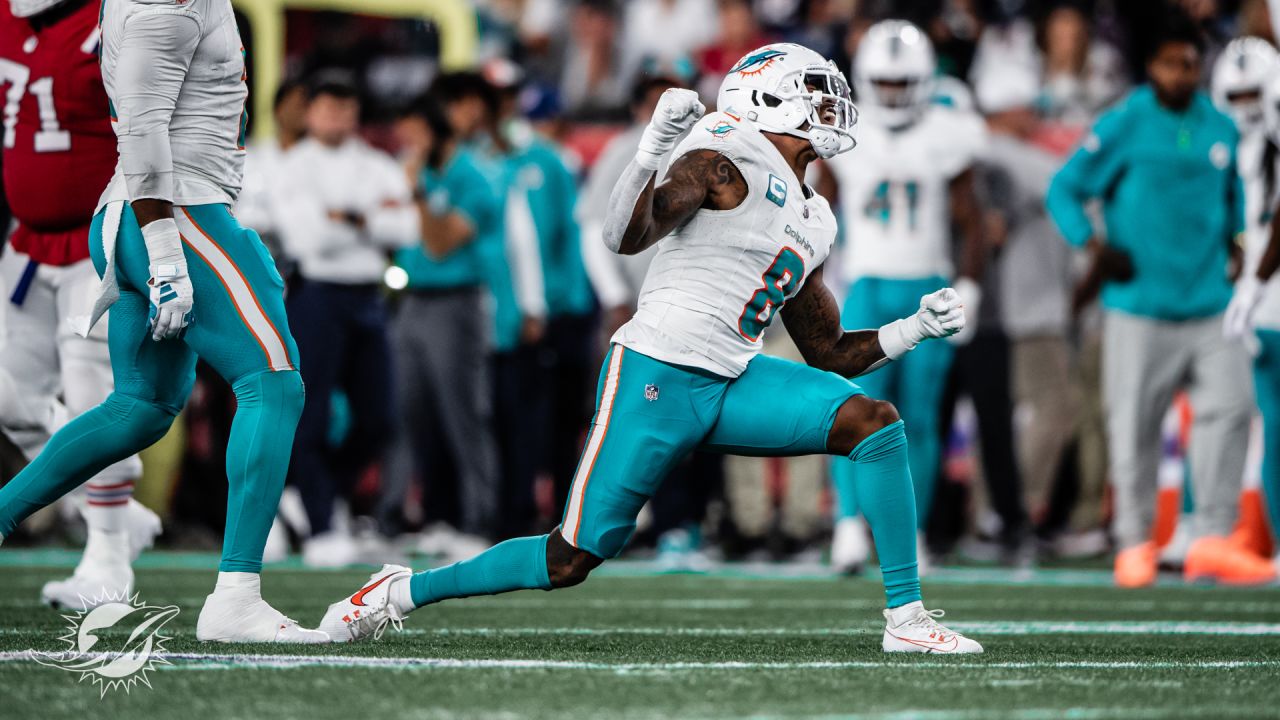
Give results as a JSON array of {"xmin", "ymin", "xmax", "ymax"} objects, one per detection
[
  {"xmin": 390, "ymin": 575, "xmax": 416, "ymax": 615},
  {"xmin": 887, "ymin": 600, "xmax": 924, "ymax": 627},
  {"xmin": 213, "ymin": 571, "xmax": 262, "ymax": 598},
  {"xmin": 82, "ymin": 480, "xmax": 136, "ymax": 533}
]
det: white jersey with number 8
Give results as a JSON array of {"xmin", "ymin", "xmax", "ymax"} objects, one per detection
[{"xmin": 613, "ymin": 111, "xmax": 838, "ymax": 378}]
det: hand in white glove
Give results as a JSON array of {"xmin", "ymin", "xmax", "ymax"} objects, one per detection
[
  {"xmin": 878, "ymin": 288, "xmax": 966, "ymax": 360},
  {"xmin": 1224, "ymin": 275, "xmax": 1263, "ymax": 340},
  {"xmin": 947, "ymin": 277, "xmax": 981, "ymax": 346},
  {"xmin": 636, "ymin": 88, "xmax": 705, "ymax": 170},
  {"xmin": 148, "ymin": 265, "xmax": 194, "ymax": 341}
]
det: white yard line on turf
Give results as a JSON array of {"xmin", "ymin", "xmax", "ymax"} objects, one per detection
[
  {"xmin": 395, "ymin": 621, "xmax": 1280, "ymax": 636},
  {"xmin": 0, "ymin": 652, "xmax": 1277, "ymax": 672}
]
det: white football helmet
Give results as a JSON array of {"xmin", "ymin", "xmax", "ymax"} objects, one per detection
[
  {"xmin": 9, "ymin": 0, "xmax": 69, "ymax": 18},
  {"xmin": 717, "ymin": 42, "xmax": 858, "ymax": 159},
  {"xmin": 1263, "ymin": 74, "xmax": 1280, "ymax": 146},
  {"xmin": 854, "ymin": 20, "xmax": 937, "ymax": 129},
  {"xmin": 1211, "ymin": 37, "xmax": 1279, "ymax": 135}
]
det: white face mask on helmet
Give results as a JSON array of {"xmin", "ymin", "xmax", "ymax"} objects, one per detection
[
  {"xmin": 854, "ymin": 20, "xmax": 937, "ymax": 130},
  {"xmin": 717, "ymin": 42, "xmax": 858, "ymax": 159},
  {"xmin": 1211, "ymin": 37, "xmax": 1279, "ymax": 135},
  {"xmin": 8, "ymin": 0, "xmax": 69, "ymax": 18}
]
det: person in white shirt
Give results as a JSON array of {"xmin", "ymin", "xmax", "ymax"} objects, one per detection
[
  {"xmin": 269, "ymin": 73, "xmax": 418, "ymax": 567},
  {"xmin": 235, "ymin": 78, "xmax": 308, "ymax": 261}
]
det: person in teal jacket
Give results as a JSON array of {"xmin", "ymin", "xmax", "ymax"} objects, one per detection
[
  {"xmin": 379, "ymin": 92, "xmax": 502, "ymax": 540},
  {"xmin": 491, "ymin": 65, "xmax": 602, "ymax": 526},
  {"xmin": 1046, "ymin": 12, "xmax": 1269, "ymax": 588}
]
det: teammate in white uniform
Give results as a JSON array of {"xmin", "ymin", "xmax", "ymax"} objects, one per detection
[
  {"xmin": 321, "ymin": 43, "xmax": 984, "ymax": 654},
  {"xmin": 1220, "ymin": 38, "xmax": 1280, "ymax": 561},
  {"xmin": 0, "ymin": 0, "xmax": 160, "ymax": 609},
  {"xmin": 823, "ymin": 21, "xmax": 988, "ymax": 573},
  {"xmin": 0, "ymin": 0, "xmax": 326, "ymax": 643}
]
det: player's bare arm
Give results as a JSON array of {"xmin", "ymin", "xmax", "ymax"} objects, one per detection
[
  {"xmin": 613, "ymin": 149, "xmax": 748, "ymax": 255},
  {"xmin": 948, "ymin": 168, "xmax": 985, "ymax": 281},
  {"xmin": 782, "ymin": 264, "xmax": 888, "ymax": 377}
]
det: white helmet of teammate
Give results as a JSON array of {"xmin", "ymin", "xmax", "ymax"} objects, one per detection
[
  {"xmin": 1211, "ymin": 37, "xmax": 1279, "ymax": 135},
  {"xmin": 717, "ymin": 42, "xmax": 858, "ymax": 159},
  {"xmin": 8, "ymin": 0, "xmax": 68, "ymax": 18},
  {"xmin": 1263, "ymin": 74, "xmax": 1280, "ymax": 146},
  {"xmin": 854, "ymin": 20, "xmax": 937, "ymax": 129}
]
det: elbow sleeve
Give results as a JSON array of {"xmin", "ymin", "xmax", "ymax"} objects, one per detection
[{"xmin": 601, "ymin": 158, "xmax": 655, "ymax": 254}]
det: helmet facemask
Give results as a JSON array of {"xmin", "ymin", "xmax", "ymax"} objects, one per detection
[{"xmin": 777, "ymin": 64, "xmax": 858, "ymax": 159}]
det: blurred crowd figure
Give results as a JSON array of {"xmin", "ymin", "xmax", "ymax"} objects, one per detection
[{"xmin": 7, "ymin": 0, "xmax": 1280, "ymax": 587}]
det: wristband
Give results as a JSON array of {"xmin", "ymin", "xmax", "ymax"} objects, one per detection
[{"xmin": 878, "ymin": 318, "xmax": 919, "ymax": 361}]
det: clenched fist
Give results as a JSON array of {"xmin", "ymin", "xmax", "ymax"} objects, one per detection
[{"xmin": 636, "ymin": 88, "xmax": 705, "ymax": 170}]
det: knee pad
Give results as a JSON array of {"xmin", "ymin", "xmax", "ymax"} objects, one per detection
[
  {"xmin": 102, "ymin": 393, "xmax": 179, "ymax": 447},
  {"xmin": 233, "ymin": 370, "xmax": 305, "ymax": 420}
]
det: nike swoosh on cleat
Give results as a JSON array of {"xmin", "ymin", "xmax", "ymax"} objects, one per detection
[
  {"xmin": 351, "ymin": 574, "xmax": 395, "ymax": 607},
  {"xmin": 888, "ymin": 631, "xmax": 960, "ymax": 653}
]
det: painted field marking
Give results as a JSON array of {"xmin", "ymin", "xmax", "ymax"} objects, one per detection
[
  {"xmin": 393, "ymin": 620, "xmax": 1280, "ymax": 637},
  {"xmin": 1, "ymin": 651, "xmax": 1277, "ymax": 672}
]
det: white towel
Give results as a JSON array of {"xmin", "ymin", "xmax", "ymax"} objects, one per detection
[{"xmin": 70, "ymin": 201, "xmax": 123, "ymax": 338}]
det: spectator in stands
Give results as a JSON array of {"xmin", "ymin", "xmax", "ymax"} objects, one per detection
[
  {"xmin": 618, "ymin": 0, "xmax": 719, "ymax": 90},
  {"xmin": 695, "ymin": 0, "xmax": 774, "ymax": 99},
  {"xmin": 560, "ymin": 0, "xmax": 628, "ymax": 119},
  {"xmin": 270, "ymin": 72, "xmax": 418, "ymax": 566},
  {"xmin": 487, "ymin": 60, "xmax": 599, "ymax": 534},
  {"xmin": 1038, "ymin": 5, "xmax": 1127, "ymax": 125},
  {"xmin": 379, "ymin": 86, "xmax": 504, "ymax": 548},
  {"xmin": 976, "ymin": 62, "xmax": 1081, "ymax": 551},
  {"xmin": 1046, "ymin": 12, "xmax": 1272, "ymax": 587},
  {"xmin": 237, "ymin": 79, "xmax": 308, "ymax": 264}
]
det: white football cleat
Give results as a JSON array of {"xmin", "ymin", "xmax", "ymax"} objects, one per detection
[
  {"xmin": 319, "ymin": 564, "xmax": 412, "ymax": 643},
  {"xmin": 123, "ymin": 498, "xmax": 163, "ymax": 561},
  {"xmin": 831, "ymin": 517, "xmax": 869, "ymax": 574},
  {"xmin": 882, "ymin": 601, "xmax": 983, "ymax": 654},
  {"xmin": 41, "ymin": 499, "xmax": 162, "ymax": 610},
  {"xmin": 42, "ymin": 528, "xmax": 133, "ymax": 610},
  {"xmin": 196, "ymin": 588, "xmax": 329, "ymax": 644}
]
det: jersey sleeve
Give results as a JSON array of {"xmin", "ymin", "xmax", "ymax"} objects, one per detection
[
  {"xmin": 1046, "ymin": 103, "xmax": 1130, "ymax": 247},
  {"xmin": 113, "ymin": 1, "xmax": 203, "ymax": 203},
  {"xmin": 933, "ymin": 108, "xmax": 989, "ymax": 179},
  {"xmin": 668, "ymin": 111, "xmax": 758, "ymax": 175}
]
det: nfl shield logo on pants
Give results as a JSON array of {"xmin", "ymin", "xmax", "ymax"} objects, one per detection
[{"xmin": 644, "ymin": 384, "xmax": 659, "ymax": 402}]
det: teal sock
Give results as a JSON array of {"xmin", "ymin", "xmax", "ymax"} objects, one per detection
[
  {"xmin": 220, "ymin": 371, "xmax": 305, "ymax": 573},
  {"xmin": 0, "ymin": 392, "xmax": 174, "ymax": 537},
  {"xmin": 849, "ymin": 420, "xmax": 921, "ymax": 608},
  {"xmin": 409, "ymin": 534, "xmax": 553, "ymax": 607},
  {"xmin": 830, "ymin": 456, "xmax": 860, "ymax": 519}
]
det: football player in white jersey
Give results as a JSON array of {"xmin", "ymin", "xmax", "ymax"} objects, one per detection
[
  {"xmin": 1220, "ymin": 39, "xmax": 1280, "ymax": 563},
  {"xmin": 321, "ymin": 43, "xmax": 984, "ymax": 654},
  {"xmin": 822, "ymin": 20, "xmax": 988, "ymax": 573},
  {"xmin": 0, "ymin": 0, "xmax": 327, "ymax": 643}
]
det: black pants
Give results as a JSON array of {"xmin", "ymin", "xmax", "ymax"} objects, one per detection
[
  {"xmin": 286, "ymin": 279, "xmax": 394, "ymax": 535},
  {"xmin": 940, "ymin": 330, "xmax": 1028, "ymax": 544}
]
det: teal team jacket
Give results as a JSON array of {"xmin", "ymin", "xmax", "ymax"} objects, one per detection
[{"xmin": 1046, "ymin": 86, "xmax": 1245, "ymax": 321}]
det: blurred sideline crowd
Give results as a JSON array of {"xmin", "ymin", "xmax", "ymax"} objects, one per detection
[{"xmin": 5, "ymin": 0, "xmax": 1280, "ymax": 584}]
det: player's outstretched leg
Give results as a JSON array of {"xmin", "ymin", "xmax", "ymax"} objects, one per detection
[
  {"xmin": 828, "ymin": 396, "xmax": 982, "ymax": 653},
  {"xmin": 319, "ymin": 531, "xmax": 595, "ymax": 642}
]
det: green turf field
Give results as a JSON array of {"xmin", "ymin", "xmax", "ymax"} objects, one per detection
[{"xmin": 1, "ymin": 551, "xmax": 1278, "ymax": 719}]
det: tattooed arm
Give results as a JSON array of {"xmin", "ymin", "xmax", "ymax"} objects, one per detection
[
  {"xmin": 605, "ymin": 149, "xmax": 748, "ymax": 256},
  {"xmin": 781, "ymin": 265, "xmax": 890, "ymax": 378}
]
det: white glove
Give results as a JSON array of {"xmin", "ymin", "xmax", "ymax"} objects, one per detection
[
  {"xmin": 947, "ymin": 276, "xmax": 982, "ymax": 346},
  {"xmin": 1224, "ymin": 275, "xmax": 1263, "ymax": 340},
  {"xmin": 878, "ymin": 288, "xmax": 966, "ymax": 360},
  {"xmin": 636, "ymin": 88, "xmax": 705, "ymax": 170},
  {"xmin": 142, "ymin": 218, "xmax": 194, "ymax": 341}
]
